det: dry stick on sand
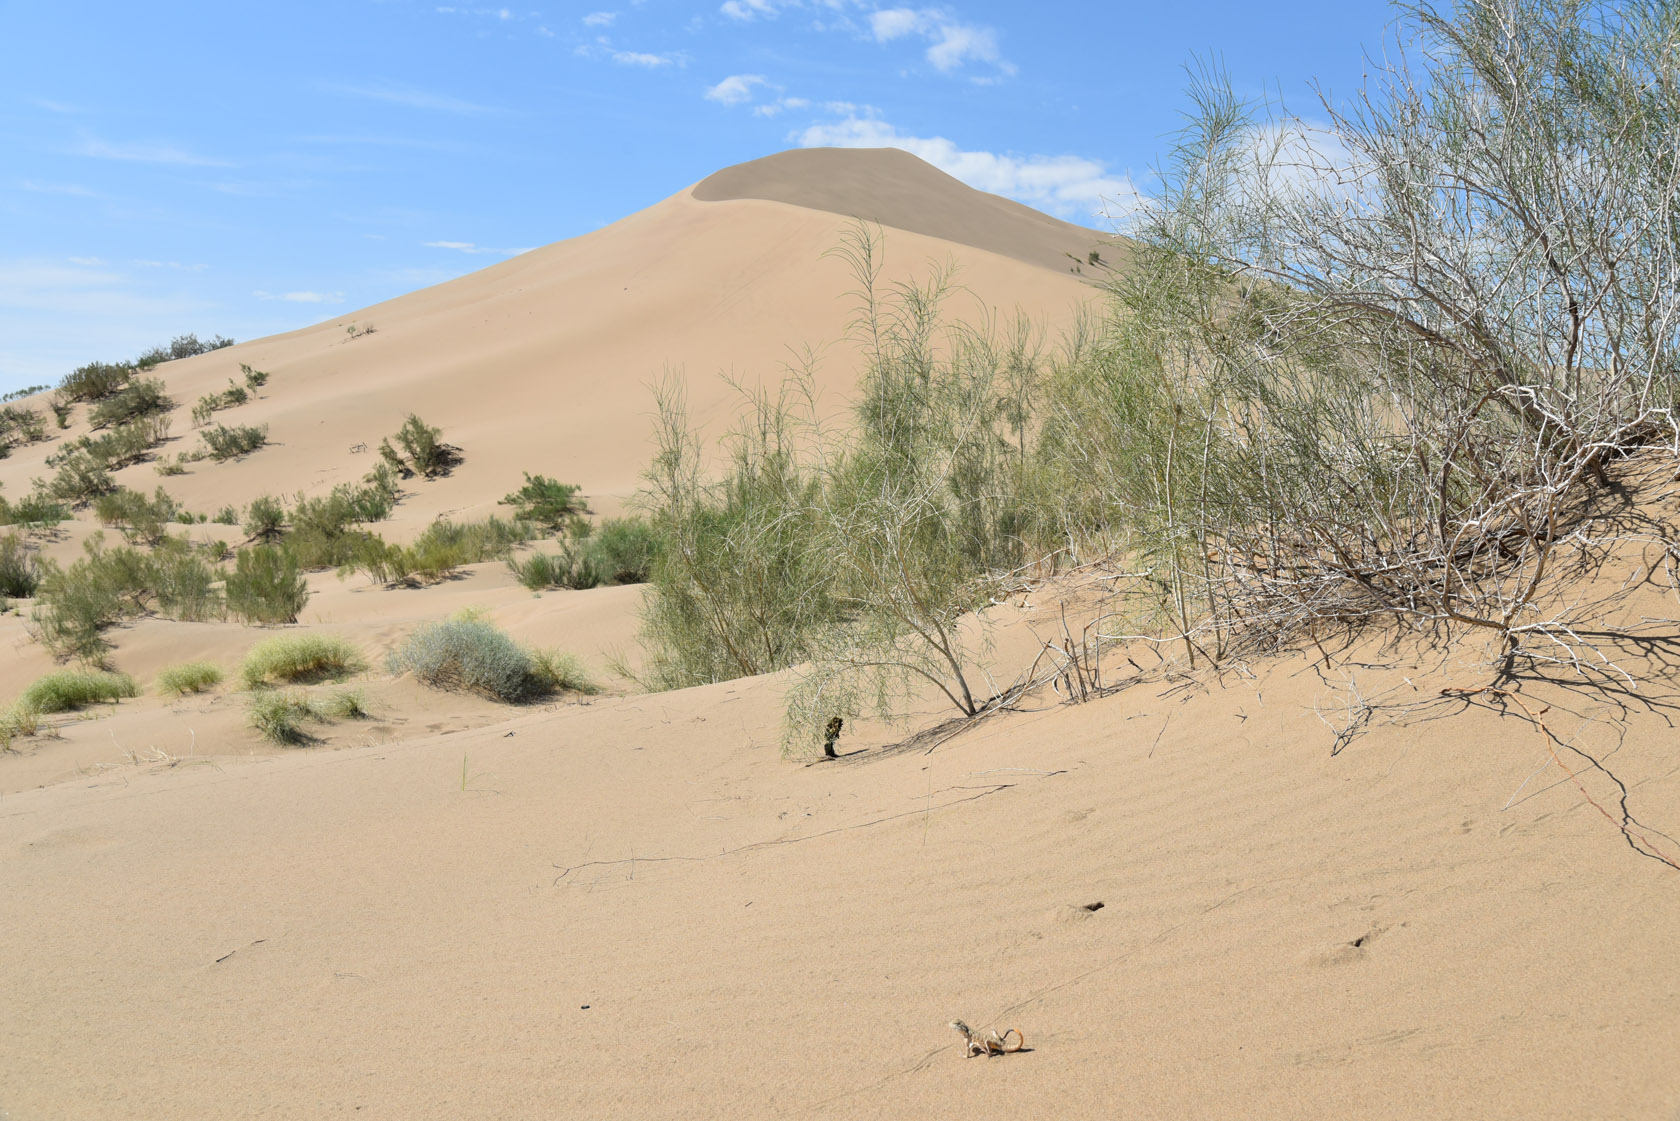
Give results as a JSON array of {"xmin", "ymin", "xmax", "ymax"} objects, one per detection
[{"xmin": 1442, "ymin": 686, "xmax": 1680, "ymax": 871}]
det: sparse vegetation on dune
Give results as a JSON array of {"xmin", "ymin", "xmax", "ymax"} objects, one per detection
[
  {"xmin": 247, "ymin": 689, "xmax": 319, "ymax": 744},
  {"xmin": 508, "ymin": 516, "xmax": 659, "ymax": 590},
  {"xmin": 379, "ymin": 414, "xmax": 459, "ymax": 479},
  {"xmin": 226, "ymin": 545, "xmax": 309, "ymax": 624},
  {"xmin": 241, "ymin": 634, "xmax": 366, "ymax": 688},
  {"xmin": 93, "ymin": 487, "xmax": 181, "ymax": 547},
  {"xmin": 201, "ymin": 422, "xmax": 268, "ymax": 462},
  {"xmin": 156, "ymin": 661, "xmax": 223, "ymax": 696},
  {"xmin": 0, "ymin": 533, "xmax": 41, "ymax": 598},
  {"xmin": 500, "ymin": 473, "xmax": 586, "ymax": 532},
  {"xmin": 20, "ymin": 669, "xmax": 139, "ymax": 713},
  {"xmin": 386, "ymin": 616, "xmax": 595, "ymax": 702},
  {"xmin": 31, "ymin": 536, "xmax": 222, "ymax": 663}
]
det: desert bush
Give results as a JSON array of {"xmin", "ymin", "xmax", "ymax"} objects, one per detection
[
  {"xmin": 192, "ymin": 379, "xmax": 251, "ymax": 426},
  {"xmin": 133, "ymin": 333, "xmax": 234, "ymax": 368},
  {"xmin": 240, "ymin": 363, "xmax": 268, "ymax": 390},
  {"xmin": 0, "ymin": 534, "xmax": 40, "ymax": 598},
  {"xmin": 89, "ymin": 377, "xmax": 173, "ymax": 430},
  {"xmin": 39, "ymin": 448, "xmax": 116, "ymax": 505},
  {"xmin": 241, "ymin": 634, "xmax": 365, "ymax": 688},
  {"xmin": 584, "ymin": 517, "xmax": 659, "ymax": 584},
  {"xmin": 528, "ymin": 648, "xmax": 600, "ymax": 695},
  {"xmin": 343, "ymin": 517, "xmax": 531, "ymax": 586},
  {"xmin": 247, "ymin": 690, "xmax": 320, "ymax": 744},
  {"xmin": 226, "ymin": 545, "xmax": 309, "ymax": 624},
  {"xmin": 201, "ymin": 423, "xmax": 267, "ymax": 461},
  {"xmin": 0, "ymin": 405, "xmax": 47, "ymax": 449},
  {"xmin": 31, "ymin": 535, "xmax": 222, "ymax": 661},
  {"xmin": 317, "ymin": 687, "xmax": 369, "ymax": 720},
  {"xmin": 244, "ymin": 495, "xmax": 286, "ymax": 542},
  {"xmin": 213, "ymin": 505, "xmax": 239, "ymax": 526},
  {"xmin": 380, "ymin": 414, "xmax": 459, "ymax": 478},
  {"xmin": 58, "ymin": 361, "xmax": 132, "ymax": 403},
  {"xmin": 0, "ymin": 490, "xmax": 67, "ymax": 529},
  {"xmin": 156, "ymin": 661, "xmax": 223, "ymax": 696},
  {"xmin": 386, "ymin": 617, "xmax": 587, "ymax": 702},
  {"xmin": 93, "ymin": 487, "xmax": 180, "ymax": 546},
  {"xmin": 1, "ymin": 385, "xmax": 49, "ymax": 403},
  {"xmin": 501, "ymin": 473, "xmax": 586, "ymax": 532},
  {"xmin": 20, "ymin": 669, "xmax": 138, "ymax": 713},
  {"xmin": 0, "ymin": 704, "xmax": 41, "ymax": 750}
]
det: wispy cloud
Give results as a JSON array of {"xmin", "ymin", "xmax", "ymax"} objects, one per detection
[
  {"xmin": 796, "ymin": 115, "xmax": 1137, "ymax": 221},
  {"xmin": 134, "ymin": 259, "xmax": 210, "ymax": 271},
  {"xmin": 706, "ymin": 74, "xmax": 769, "ymax": 105},
  {"xmin": 253, "ymin": 289, "xmax": 345, "ymax": 303},
  {"xmin": 868, "ymin": 7, "xmax": 1012, "ymax": 74},
  {"xmin": 17, "ymin": 180, "xmax": 98, "ymax": 197},
  {"xmin": 328, "ymin": 83, "xmax": 492, "ymax": 114},
  {"xmin": 576, "ymin": 38, "xmax": 687, "ymax": 67},
  {"xmin": 69, "ymin": 136, "xmax": 232, "ymax": 167},
  {"xmin": 424, "ymin": 240, "xmax": 534, "ymax": 255},
  {"xmin": 583, "ymin": 10, "xmax": 617, "ymax": 26},
  {"xmin": 27, "ymin": 96, "xmax": 78, "ymax": 114}
]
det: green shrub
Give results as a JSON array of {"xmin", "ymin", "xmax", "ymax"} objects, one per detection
[
  {"xmin": 202, "ymin": 423, "xmax": 267, "ymax": 461},
  {"xmin": 0, "ymin": 534, "xmax": 40, "ymax": 598},
  {"xmin": 0, "ymin": 704, "xmax": 41, "ymax": 750},
  {"xmin": 49, "ymin": 400, "xmax": 72, "ymax": 428},
  {"xmin": 501, "ymin": 473, "xmax": 586, "ymax": 532},
  {"xmin": 241, "ymin": 363, "xmax": 269, "ymax": 390},
  {"xmin": 93, "ymin": 486, "xmax": 180, "ymax": 546},
  {"xmin": 213, "ymin": 505, "xmax": 240, "ymax": 526},
  {"xmin": 380, "ymin": 414, "xmax": 459, "ymax": 478},
  {"xmin": 40, "ymin": 448, "xmax": 116, "ymax": 505},
  {"xmin": 508, "ymin": 544, "xmax": 601, "ymax": 590},
  {"xmin": 192, "ymin": 379, "xmax": 251, "ymax": 426},
  {"xmin": 133, "ymin": 333, "xmax": 234, "ymax": 368},
  {"xmin": 585, "ymin": 517, "xmax": 659, "ymax": 584},
  {"xmin": 528, "ymin": 648, "xmax": 600, "ymax": 695},
  {"xmin": 31, "ymin": 536, "xmax": 222, "ymax": 661},
  {"xmin": 20, "ymin": 669, "xmax": 139, "ymax": 713},
  {"xmin": 226, "ymin": 545, "xmax": 309, "ymax": 624},
  {"xmin": 89, "ymin": 378, "xmax": 173, "ymax": 429},
  {"xmin": 156, "ymin": 661, "xmax": 223, "ymax": 696},
  {"xmin": 241, "ymin": 633, "xmax": 365, "ymax": 688},
  {"xmin": 247, "ymin": 690, "xmax": 320, "ymax": 744},
  {"xmin": 0, "ymin": 405, "xmax": 47, "ymax": 448},
  {"xmin": 0, "ymin": 490, "xmax": 66, "ymax": 529},
  {"xmin": 244, "ymin": 495, "xmax": 286, "ymax": 541},
  {"xmin": 1, "ymin": 385, "xmax": 49, "ymax": 404},
  {"xmin": 386, "ymin": 617, "xmax": 587, "ymax": 702},
  {"xmin": 58, "ymin": 361, "xmax": 133, "ymax": 403}
]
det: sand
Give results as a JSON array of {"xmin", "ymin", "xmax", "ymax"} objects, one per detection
[{"xmin": 3, "ymin": 149, "xmax": 1679, "ymax": 1120}]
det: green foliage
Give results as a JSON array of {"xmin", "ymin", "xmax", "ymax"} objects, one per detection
[
  {"xmin": 133, "ymin": 333, "xmax": 234, "ymax": 368},
  {"xmin": 49, "ymin": 400, "xmax": 72, "ymax": 429},
  {"xmin": 244, "ymin": 495, "xmax": 286, "ymax": 541},
  {"xmin": 89, "ymin": 378, "xmax": 173, "ymax": 430},
  {"xmin": 317, "ymin": 687, "xmax": 369, "ymax": 719},
  {"xmin": 192, "ymin": 379, "xmax": 251, "ymax": 426},
  {"xmin": 386, "ymin": 617, "xmax": 590, "ymax": 702},
  {"xmin": 240, "ymin": 363, "xmax": 269, "ymax": 390},
  {"xmin": 0, "ymin": 534, "xmax": 40, "ymax": 598},
  {"xmin": 0, "ymin": 704, "xmax": 41, "ymax": 751},
  {"xmin": 500, "ymin": 473, "xmax": 586, "ymax": 531},
  {"xmin": 247, "ymin": 690, "xmax": 319, "ymax": 744},
  {"xmin": 20, "ymin": 669, "xmax": 139, "ymax": 713},
  {"xmin": 226, "ymin": 545, "xmax": 309, "ymax": 624},
  {"xmin": 0, "ymin": 405, "xmax": 47, "ymax": 451},
  {"xmin": 241, "ymin": 633, "xmax": 365, "ymax": 688},
  {"xmin": 0, "ymin": 490, "xmax": 67, "ymax": 529},
  {"xmin": 213, "ymin": 505, "xmax": 240, "ymax": 526},
  {"xmin": 584, "ymin": 517, "xmax": 659, "ymax": 584},
  {"xmin": 156, "ymin": 661, "xmax": 223, "ymax": 696},
  {"xmin": 381, "ymin": 414, "xmax": 459, "ymax": 479},
  {"xmin": 343, "ymin": 517, "xmax": 532, "ymax": 586},
  {"xmin": 58, "ymin": 361, "xmax": 133, "ymax": 403},
  {"xmin": 527, "ymin": 648, "xmax": 600, "ymax": 695},
  {"xmin": 93, "ymin": 486, "xmax": 181, "ymax": 546},
  {"xmin": 39, "ymin": 448, "xmax": 117, "ymax": 506},
  {"xmin": 31, "ymin": 535, "xmax": 222, "ymax": 662},
  {"xmin": 201, "ymin": 423, "xmax": 268, "ymax": 461},
  {"xmin": 1, "ymin": 385, "xmax": 49, "ymax": 404}
]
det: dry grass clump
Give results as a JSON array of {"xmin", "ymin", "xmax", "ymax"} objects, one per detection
[
  {"xmin": 241, "ymin": 634, "xmax": 366, "ymax": 688},
  {"xmin": 386, "ymin": 616, "xmax": 596, "ymax": 702},
  {"xmin": 248, "ymin": 690, "xmax": 319, "ymax": 744},
  {"xmin": 156, "ymin": 661, "xmax": 223, "ymax": 696},
  {"xmin": 0, "ymin": 704, "xmax": 41, "ymax": 751},
  {"xmin": 20, "ymin": 669, "xmax": 139, "ymax": 713}
]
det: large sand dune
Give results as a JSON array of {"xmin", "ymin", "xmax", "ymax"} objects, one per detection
[{"xmin": 3, "ymin": 150, "xmax": 1679, "ymax": 1120}]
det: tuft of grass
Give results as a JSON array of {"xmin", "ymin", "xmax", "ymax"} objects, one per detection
[
  {"xmin": 248, "ymin": 690, "xmax": 319, "ymax": 745},
  {"xmin": 241, "ymin": 634, "xmax": 366, "ymax": 688},
  {"xmin": 156, "ymin": 661, "xmax": 223, "ymax": 697},
  {"xmin": 528, "ymin": 648, "xmax": 601, "ymax": 695},
  {"xmin": 317, "ymin": 687, "xmax": 370, "ymax": 720},
  {"xmin": 0, "ymin": 704, "xmax": 41, "ymax": 750},
  {"xmin": 20, "ymin": 669, "xmax": 139, "ymax": 714}
]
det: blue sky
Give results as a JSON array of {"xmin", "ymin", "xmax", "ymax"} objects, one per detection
[{"xmin": 0, "ymin": 0, "xmax": 1396, "ymax": 395}]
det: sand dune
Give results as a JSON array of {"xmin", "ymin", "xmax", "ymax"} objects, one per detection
[{"xmin": 3, "ymin": 149, "xmax": 1679, "ymax": 1120}]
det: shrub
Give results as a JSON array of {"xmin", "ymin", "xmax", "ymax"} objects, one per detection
[
  {"xmin": 386, "ymin": 617, "xmax": 587, "ymax": 702},
  {"xmin": 585, "ymin": 517, "xmax": 659, "ymax": 584},
  {"xmin": 58, "ymin": 361, "xmax": 132, "ymax": 403},
  {"xmin": 93, "ymin": 486, "xmax": 180, "ymax": 546},
  {"xmin": 156, "ymin": 661, "xmax": 223, "ymax": 696},
  {"xmin": 0, "ymin": 534, "xmax": 40, "ymax": 598},
  {"xmin": 20, "ymin": 669, "xmax": 139, "ymax": 713},
  {"xmin": 192, "ymin": 380, "xmax": 251, "ymax": 426},
  {"xmin": 241, "ymin": 633, "xmax": 365, "ymax": 688},
  {"xmin": 213, "ymin": 505, "xmax": 240, "ymax": 525},
  {"xmin": 0, "ymin": 405, "xmax": 47, "ymax": 448},
  {"xmin": 0, "ymin": 491, "xmax": 67, "ymax": 529},
  {"xmin": 241, "ymin": 363, "xmax": 269, "ymax": 390},
  {"xmin": 317, "ymin": 687, "xmax": 369, "ymax": 719},
  {"xmin": 247, "ymin": 690, "xmax": 319, "ymax": 744},
  {"xmin": 380, "ymin": 414, "xmax": 459, "ymax": 478},
  {"xmin": 134, "ymin": 333, "xmax": 234, "ymax": 368},
  {"xmin": 0, "ymin": 704, "xmax": 40, "ymax": 750},
  {"xmin": 31, "ymin": 536, "xmax": 222, "ymax": 661},
  {"xmin": 49, "ymin": 400, "xmax": 72, "ymax": 429},
  {"xmin": 89, "ymin": 378, "xmax": 173, "ymax": 429},
  {"xmin": 528, "ymin": 648, "xmax": 600, "ymax": 695},
  {"xmin": 1, "ymin": 385, "xmax": 49, "ymax": 404},
  {"xmin": 226, "ymin": 545, "xmax": 309, "ymax": 624},
  {"xmin": 40, "ymin": 448, "xmax": 116, "ymax": 505},
  {"xmin": 508, "ymin": 544, "xmax": 601, "ymax": 591},
  {"xmin": 201, "ymin": 423, "xmax": 267, "ymax": 461},
  {"xmin": 244, "ymin": 495, "xmax": 286, "ymax": 541},
  {"xmin": 501, "ymin": 473, "xmax": 587, "ymax": 532}
]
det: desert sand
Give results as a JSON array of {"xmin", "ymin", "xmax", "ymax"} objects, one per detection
[{"xmin": 3, "ymin": 149, "xmax": 1679, "ymax": 1120}]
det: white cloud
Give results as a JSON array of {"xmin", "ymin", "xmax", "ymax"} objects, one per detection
[
  {"xmin": 253, "ymin": 290, "xmax": 345, "ymax": 304},
  {"xmin": 18, "ymin": 180, "xmax": 97, "ymax": 197},
  {"xmin": 133, "ymin": 260, "xmax": 210, "ymax": 271},
  {"xmin": 328, "ymin": 83, "xmax": 491, "ymax": 114},
  {"xmin": 705, "ymin": 73, "xmax": 769, "ymax": 105},
  {"xmin": 583, "ymin": 10, "xmax": 617, "ymax": 25},
  {"xmin": 796, "ymin": 116, "xmax": 1138, "ymax": 221},
  {"xmin": 67, "ymin": 256, "xmax": 105, "ymax": 267},
  {"xmin": 424, "ymin": 240, "xmax": 533, "ymax": 256},
  {"xmin": 720, "ymin": 0, "xmax": 780, "ymax": 19},
  {"xmin": 612, "ymin": 49, "xmax": 677, "ymax": 67},
  {"xmin": 70, "ymin": 136, "xmax": 231, "ymax": 167},
  {"xmin": 868, "ymin": 8, "xmax": 920, "ymax": 39},
  {"xmin": 865, "ymin": 7, "xmax": 1009, "ymax": 73}
]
